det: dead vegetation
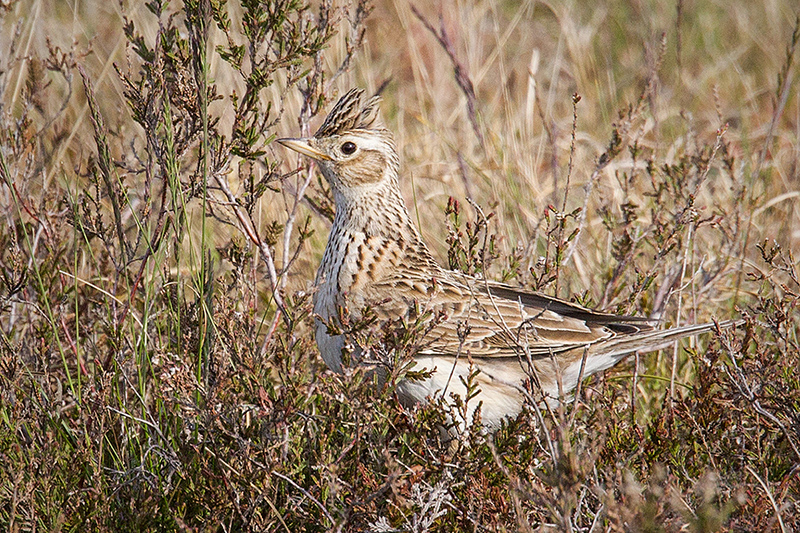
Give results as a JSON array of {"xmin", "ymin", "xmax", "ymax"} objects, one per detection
[{"xmin": 0, "ymin": 0, "xmax": 798, "ymax": 530}]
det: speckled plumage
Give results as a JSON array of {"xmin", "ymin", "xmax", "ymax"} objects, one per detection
[{"xmin": 278, "ymin": 88, "xmax": 735, "ymax": 427}]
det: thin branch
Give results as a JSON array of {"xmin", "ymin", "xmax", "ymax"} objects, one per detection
[
  {"xmin": 271, "ymin": 470, "xmax": 335, "ymax": 526},
  {"xmin": 211, "ymin": 167, "xmax": 289, "ymax": 324},
  {"xmin": 411, "ymin": 5, "xmax": 484, "ymax": 149},
  {"xmin": 734, "ymin": 15, "xmax": 799, "ymax": 307},
  {"xmin": 745, "ymin": 465, "xmax": 788, "ymax": 533}
]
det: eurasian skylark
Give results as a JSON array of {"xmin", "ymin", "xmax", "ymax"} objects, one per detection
[{"xmin": 279, "ymin": 88, "xmax": 735, "ymax": 427}]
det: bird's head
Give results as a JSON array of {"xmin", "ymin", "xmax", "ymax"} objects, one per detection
[{"xmin": 278, "ymin": 89, "xmax": 400, "ymax": 195}]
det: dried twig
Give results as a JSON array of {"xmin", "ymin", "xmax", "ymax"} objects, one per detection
[
  {"xmin": 271, "ymin": 470, "xmax": 335, "ymax": 525},
  {"xmin": 734, "ymin": 15, "xmax": 799, "ymax": 307},
  {"xmin": 745, "ymin": 465, "xmax": 788, "ymax": 533},
  {"xmin": 411, "ymin": 5, "xmax": 484, "ymax": 150}
]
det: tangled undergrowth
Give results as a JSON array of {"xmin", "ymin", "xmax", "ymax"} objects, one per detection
[{"xmin": 0, "ymin": 0, "xmax": 798, "ymax": 530}]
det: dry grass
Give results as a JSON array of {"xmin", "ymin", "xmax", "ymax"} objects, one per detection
[{"xmin": 0, "ymin": 0, "xmax": 798, "ymax": 531}]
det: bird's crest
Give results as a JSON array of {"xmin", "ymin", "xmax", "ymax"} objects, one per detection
[{"xmin": 314, "ymin": 88, "xmax": 382, "ymax": 138}]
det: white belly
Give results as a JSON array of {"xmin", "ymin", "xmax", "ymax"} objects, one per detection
[{"xmin": 396, "ymin": 355, "xmax": 525, "ymax": 428}]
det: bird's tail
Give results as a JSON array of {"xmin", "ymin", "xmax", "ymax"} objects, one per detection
[{"xmin": 591, "ymin": 319, "xmax": 743, "ymax": 360}]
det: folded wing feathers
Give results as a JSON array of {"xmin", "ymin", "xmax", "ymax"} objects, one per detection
[{"xmin": 371, "ymin": 272, "xmax": 730, "ymax": 360}]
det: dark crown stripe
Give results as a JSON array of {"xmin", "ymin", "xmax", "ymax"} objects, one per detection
[{"xmin": 314, "ymin": 88, "xmax": 382, "ymax": 138}]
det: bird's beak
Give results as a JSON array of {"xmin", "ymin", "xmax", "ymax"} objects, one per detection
[{"xmin": 276, "ymin": 138, "xmax": 332, "ymax": 161}]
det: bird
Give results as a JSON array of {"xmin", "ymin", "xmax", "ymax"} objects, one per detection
[{"xmin": 278, "ymin": 88, "xmax": 736, "ymax": 427}]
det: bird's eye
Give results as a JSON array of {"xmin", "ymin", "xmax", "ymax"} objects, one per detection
[{"xmin": 341, "ymin": 141, "xmax": 357, "ymax": 155}]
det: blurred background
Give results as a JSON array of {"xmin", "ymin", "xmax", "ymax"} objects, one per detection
[{"xmin": 0, "ymin": 0, "xmax": 797, "ymax": 530}]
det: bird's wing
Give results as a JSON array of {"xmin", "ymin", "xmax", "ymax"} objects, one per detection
[{"xmin": 366, "ymin": 271, "xmax": 655, "ymax": 359}]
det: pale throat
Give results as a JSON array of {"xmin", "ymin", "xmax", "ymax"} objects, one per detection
[{"xmin": 329, "ymin": 173, "xmax": 412, "ymax": 237}]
